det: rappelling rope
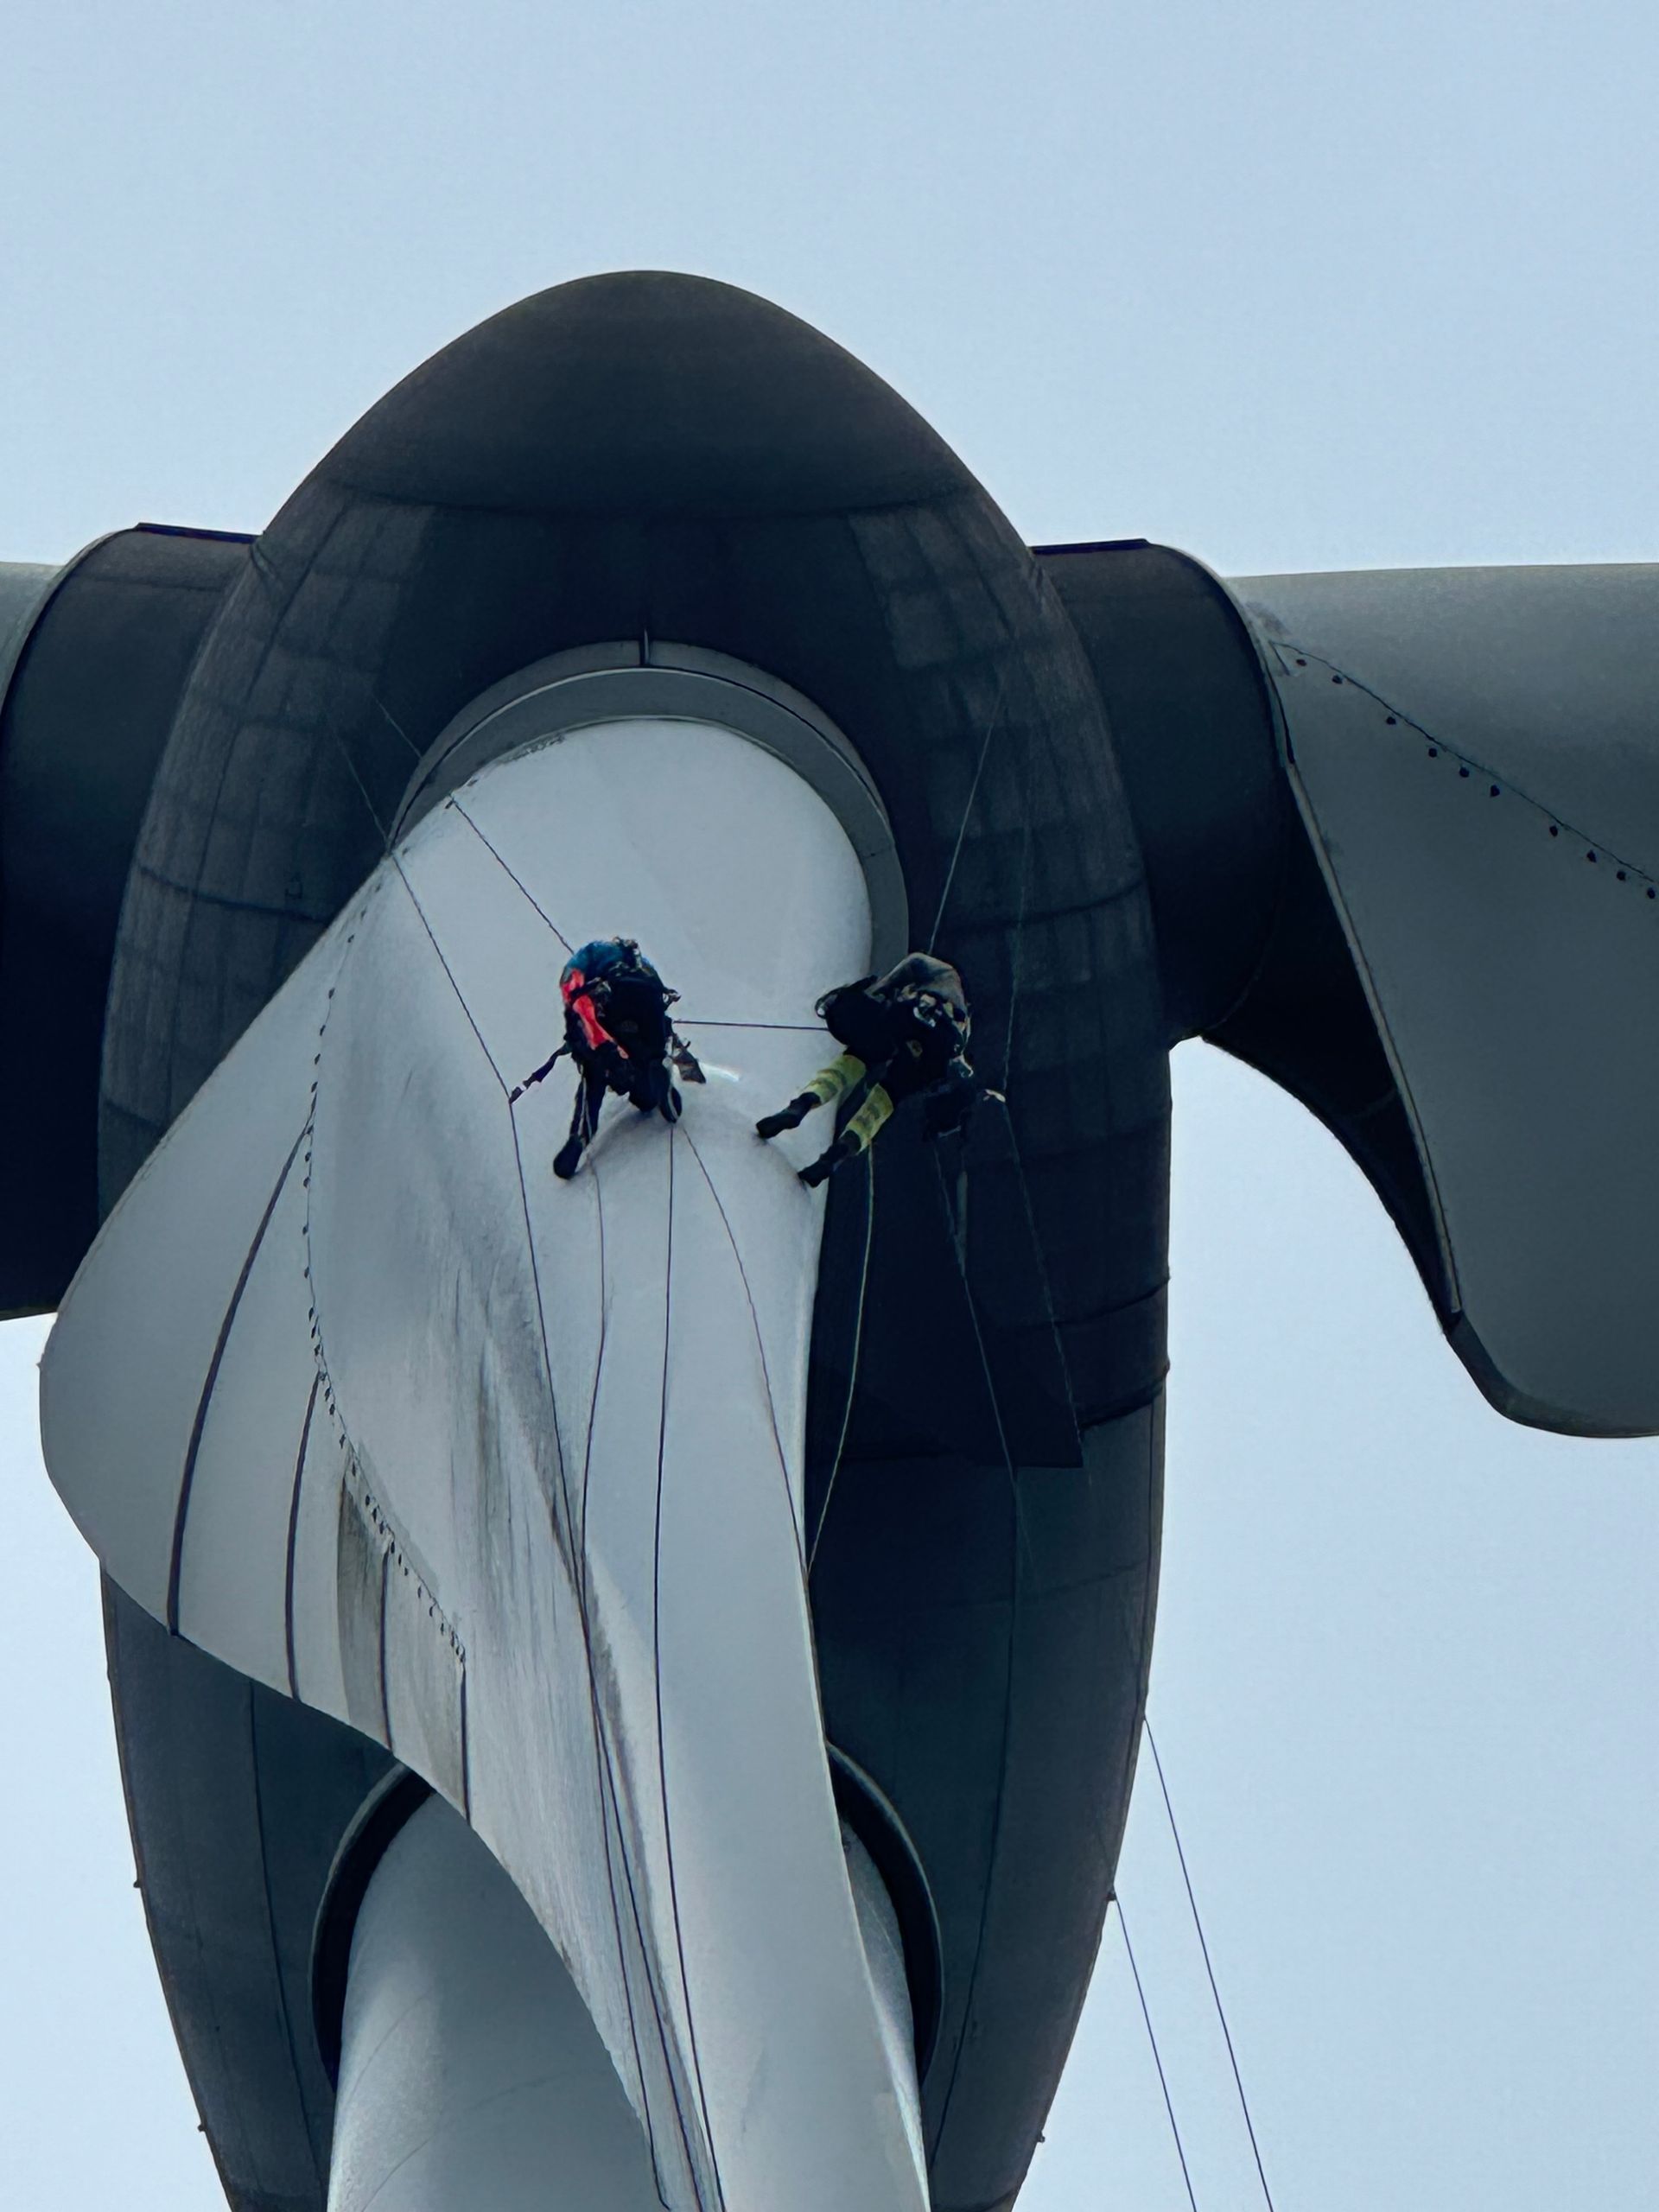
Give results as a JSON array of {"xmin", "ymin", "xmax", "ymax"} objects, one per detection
[
  {"xmin": 928, "ymin": 702, "xmax": 1279, "ymax": 2208},
  {"xmin": 388, "ymin": 848, "xmax": 706, "ymax": 2205},
  {"xmin": 450, "ymin": 798, "xmax": 575, "ymax": 953},
  {"xmin": 927, "ymin": 1149, "xmax": 1041, "ymax": 1580},
  {"xmin": 423, "ymin": 786, "xmax": 874, "ymax": 1592},
  {"xmin": 1144, "ymin": 1719, "xmax": 1280, "ymax": 2212},
  {"xmin": 651, "ymin": 1131, "xmax": 729, "ymax": 2210},
  {"xmin": 927, "ymin": 667, "xmax": 1009, "ymax": 953},
  {"xmin": 434, "ymin": 813, "xmax": 726, "ymax": 2203},
  {"xmin": 569, "ymin": 1158, "xmax": 674, "ymax": 2196},
  {"xmin": 350, "ymin": 709, "xmax": 1249, "ymax": 2212},
  {"xmin": 1117, "ymin": 1897, "xmax": 1202, "ymax": 2212},
  {"xmin": 373, "ymin": 695, "xmax": 423, "ymax": 763},
  {"xmin": 303, "ymin": 760, "xmax": 786, "ymax": 2208},
  {"xmin": 916, "ymin": 1128, "xmax": 1043, "ymax": 2154},
  {"xmin": 447, "ymin": 805, "xmax": 823, "ymax": 1046},
  {"xmin": 681, "ymin": 1122, "xmax": 804, "ymax": 1567},
  {"xmin": 676, "ymin": 1018, "xmax": 824, "ymax": 1033},
  {"xmin": 330, "ymin": 728, "xmax": 396, "ymax": 855},
  {"xmin": 805, "ymin": 1151, "xmax": 875, "ymax": 1578}
]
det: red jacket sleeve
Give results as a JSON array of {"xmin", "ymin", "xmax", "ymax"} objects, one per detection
[{"xmin": 563, "ymin": 973, "xmax": 617, "ymax": 1054}]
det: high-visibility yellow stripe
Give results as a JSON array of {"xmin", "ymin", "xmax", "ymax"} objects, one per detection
[
  {"xmin": 804, "ymin": 1052, "xmax": 865, "ymax": 1105},
  {"xmin": 842, "ymin": 1084, "xmax": 894, "ymax": 1154}
]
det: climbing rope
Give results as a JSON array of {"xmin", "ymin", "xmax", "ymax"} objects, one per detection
[
  {"xmin": 805, "ymin": 1151, "xmax": 875, "ymax": 1578},
  {"xmin": 390, "ymin": 846, "xmax": 710, "ymax": 2204},
  {"xmin": 338, "ymin": 684, "xmax": 1265, "ymax": 2212},
  {"xmin": 927, "ymin": 666, "xmax": 1009, "ymax": 951},
  {"xmin": 1144, "ymin": 1719, "xmax": 1279, "ymax": 2212},
  {"xmin": 1117, "ymin": 1897, "xmax": 1201, "ymax": 2212}
]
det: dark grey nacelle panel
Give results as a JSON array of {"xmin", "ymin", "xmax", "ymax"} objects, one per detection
[
  {"xmin": 0, "ymin": 529, "xmax": 249, "ymax": 1313},
  {"xmin": 1234, "ymin": 567, "xmax": 1659, "ymax": 1434},
  {"xmin": 0, "ymin": 561, "xmax": 60, "ymax": 695},
  {"xmin": 1236, "ymin": 565, "xmax": 1659, "ymax": 872}
]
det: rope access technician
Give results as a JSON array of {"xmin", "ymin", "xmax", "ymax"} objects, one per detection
[
  {"xmin": 513, "ymin": 937, "xmax": 700, "ymax": 1179},
  {"xmin": 756, "ymin": 953, "xmax": 997, "ymax": 1185}
]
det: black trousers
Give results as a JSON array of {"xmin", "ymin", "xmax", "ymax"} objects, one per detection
[{"xmin": 564, "ymin": 1052, "xmax": 673, "ymax": 1154}]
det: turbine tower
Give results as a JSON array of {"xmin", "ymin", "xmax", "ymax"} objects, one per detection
[{"xmin": 5, "ymin": 273, "xmax": 1653, "ymax": 2210}]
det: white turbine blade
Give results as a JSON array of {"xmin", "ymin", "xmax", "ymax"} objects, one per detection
[
  {"xmin": 39, "ymin": 928, "xmax": 341, "ymax": 1636},
  {"xmin": 43, "ymin": 716, "xmax": 929, "ymax": 2212}
]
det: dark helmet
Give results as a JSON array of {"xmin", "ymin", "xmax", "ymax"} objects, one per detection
[{"xmin": 875, "ymin": 952, "xmax": 969, "ymax": 1033}]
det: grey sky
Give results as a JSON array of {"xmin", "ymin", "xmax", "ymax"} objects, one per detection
[{"xmin": 2, "ymin": 2, "xmax": 1656, "ymax": 2204}]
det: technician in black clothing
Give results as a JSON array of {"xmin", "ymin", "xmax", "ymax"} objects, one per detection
[
  {"xmin": 756, "ymin": 953, "xmax": 994, "ymax": 1185},
  {"xmin": 512, "ymin": 938, "xmax": 699, "ymax": 1179}
]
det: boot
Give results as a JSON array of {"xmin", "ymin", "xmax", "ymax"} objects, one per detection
[
  {"xmin": 553, "ymin": 1136, "xmax": 586, "ymax": 1180},
  {"xmin": 798, "ymin": 1134, "xmax": 855, "ymax": 1188},
  {"xmin": 756, "ymin": 1094, "xmax": 816, "ymax": 1141}
]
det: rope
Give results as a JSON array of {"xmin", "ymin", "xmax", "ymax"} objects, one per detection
[
  {"xmin": 805, "ymin": 1148, "xmax": 875, "ymax": 1577},
  {"xmin": 651, "ymin": 1132, "xmax": 728, "ymax": 2209},
  {"xmin": 578, "ymin": 1167, "xmax": 612, "ymax": 1577},
  {"xmin": 1117, "ymin": 1897, "xmax": 1201, "ymax": 2212},
  {"xmin": 1144, "ymin": 1721, "xmax": 1278, "ymax": 2212},
  {"xmin": 372, "ymin": 680, "xmax": 1244, "ymax": 2212},
  {"xmin": 392, "ymin": 853, "xmax": 697, "ymax": 2200},
  {"xmin": 330, "ymin": 728, "xmax": 395, "ymax": 855},
  {"xmin": 449, "ymin": 798, "xmax": 575, "ymax": 952},
  {"xmin": 1000, "ymin": 800, "xmax": 1037, "ymax": 1094},
  {"xmin": 391, "ymin": 857, "xmax": 510, "ymax": 1090},
  {"xmin": 429, "ymin": 782, "xmax": 840, "ymax": 1580},
  {"xmin": 681, "ymin": 1124, "xmax": 803, "ymax": 1565},
  {"xmin": 982, "ymin": 772, "xmax": 1083, "ymax": 1436},
  {"xmin": 927, "ymin": 1151, "xmax": 1040, "ymax": 1579},
  {"xmin": 374, "ymin": 695, "xmax": 423, "ymax": 762},
  {"xmin": 508, "ymin": 1075, "xmax": 702, "ymax": 2204},
  {"xmin": 918, "ymin": 1137, "xmax": 1036, "ymax": 2152},
  {"xmin": 935, "ymin": 732, "xmax": 1220, "ymax": 2212},
  {"xmin": 675, "ymin": 1017, "xmax": 824, "ymax": 1033},
  {"xmin": 359, "ymin": 687, "xmax": 1230, "ymax": 2212},
  {"xmin": 582, "ymin": 1158, "xmax": 680, "ymax": 2206},
  {"xmin": 927, "ymin": 667, "xmax": 1009, "ymax": 951}
]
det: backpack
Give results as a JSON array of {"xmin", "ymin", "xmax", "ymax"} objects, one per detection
[{"xmin": 563, "ymin": 938, "xmax": 677, "ymax": 1059}]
